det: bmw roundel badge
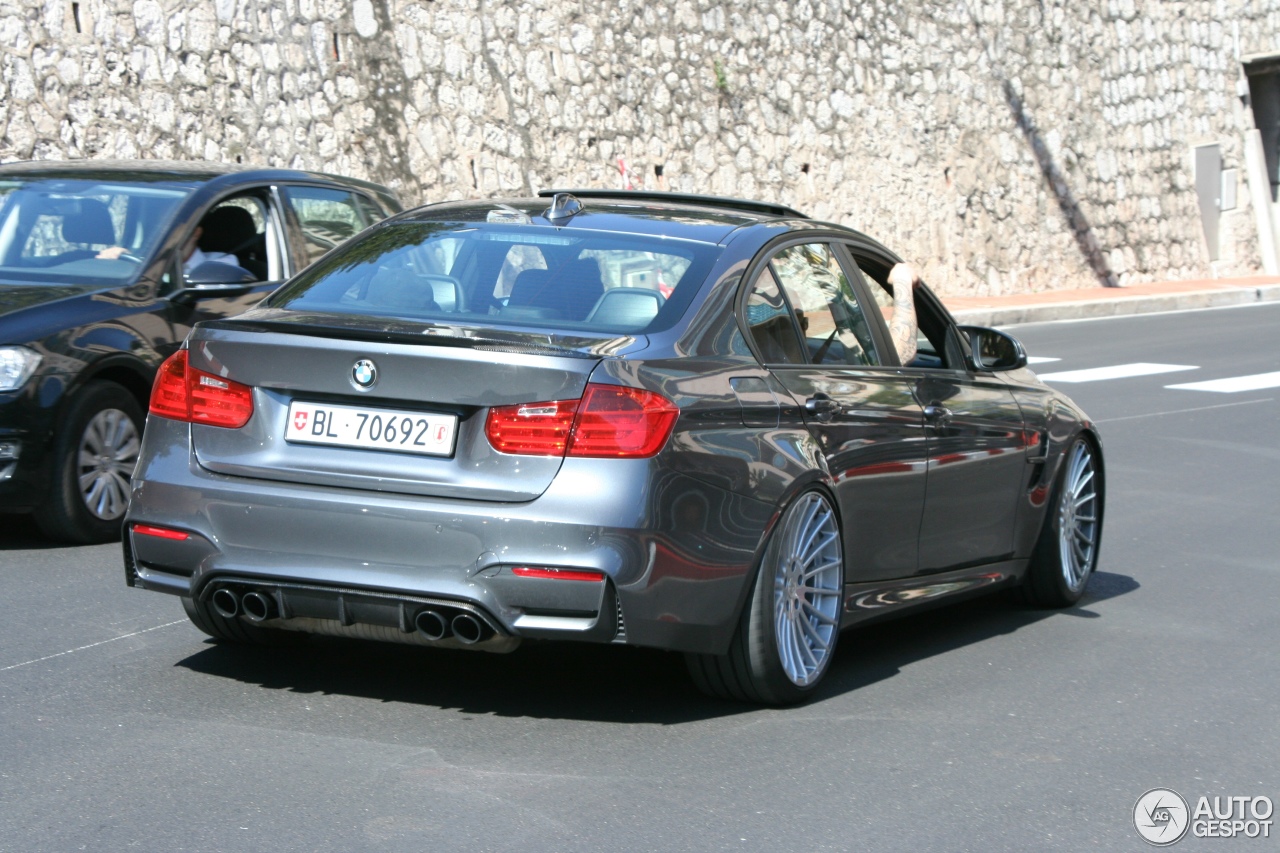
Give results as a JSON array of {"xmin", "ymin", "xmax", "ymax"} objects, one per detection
[{"xmin": 351, "ymin": 359, "xmax": 378, "ymax": 389}]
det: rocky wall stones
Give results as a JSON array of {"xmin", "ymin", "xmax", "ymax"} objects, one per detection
[{"xmin": 1, "ymin": 0, "xmax": 1276, "ymax": 294}]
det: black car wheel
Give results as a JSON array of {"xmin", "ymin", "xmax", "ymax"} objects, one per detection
[
  {"xmin": 1022, "ymin": 436, "xmax": 1103, "ymax": 608},
  {"xmin": 687, "ymin": 489, "xmax": 845, "ymax": 705},
  {"xmin": 36, "ymin": 381, "xmax": 143, "ymax": 544}
]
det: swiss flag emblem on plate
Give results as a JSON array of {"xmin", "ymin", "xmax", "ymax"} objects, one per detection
[{"xmin": 293, "ymin": 411, "xmax": 308, "ymax": 431}]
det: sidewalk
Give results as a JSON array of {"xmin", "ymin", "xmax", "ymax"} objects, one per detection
[{"xmin": 941, "ymin": 275, "xmax": 1280, "ymax": 327}]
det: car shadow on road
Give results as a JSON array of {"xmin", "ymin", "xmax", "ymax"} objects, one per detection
[
  {"xmin": 813, "ymin": 570, "xmax": 1140, "ymax": 699},
  {"xmin": 0, "ymin": 524, "xmax": 76, "ymax": 551},
  {"xmin": 174, "ymin": 571, "xmax": 1139, "ymax": 723}
]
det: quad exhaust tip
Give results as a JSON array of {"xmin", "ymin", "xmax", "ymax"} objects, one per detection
[
  {"xmin": 452, "ymin": 613, "xmax": 488, "ymax": 644},
  {"xmin": 210, "ymin": 584, "xmax": 500, "ymax": 646},
  {"xmin": 211, "ymin": 588, "xmax": 239, "ymax": 619},
  {"xmin": 241, "ymin": 591, "xmax": 277, "ymax": 623},
  {"xmin": 414, "ymin": 609, "xmax": 451, "ymax": 641}
]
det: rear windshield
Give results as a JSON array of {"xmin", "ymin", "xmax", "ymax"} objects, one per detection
[
  {"xmin": 0, "ymin": 178, "xmax": 190, "ymax": 285},
  {"xmin": 266, "ymin": 221, "xmax": 721, "ymax": 335}
]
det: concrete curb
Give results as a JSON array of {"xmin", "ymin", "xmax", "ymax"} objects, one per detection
[{"xmin": 948, "ymin": 283, "xmax": 1280, "ymax": 327}]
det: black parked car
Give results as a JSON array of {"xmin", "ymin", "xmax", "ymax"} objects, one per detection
[{"xmin": 0, "ymin": 160, "xmax": 401, "ymax": 542}]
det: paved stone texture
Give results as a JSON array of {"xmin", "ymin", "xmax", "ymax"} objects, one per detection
[{"xmin": 0, "ymin": 0, "xmax": 1277, "ymax": 296}]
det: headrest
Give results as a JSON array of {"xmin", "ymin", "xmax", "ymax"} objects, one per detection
[
  {"xmin": 62, "ymin": 199, "xmax": 117, "ymax": 245},
  {"xmin": 198, "ymin": 206, "xmax": 258, "ymax": 254},
  {"xmin": 508, "ymin": 269, "xmax": 552, "ymax": 306}
]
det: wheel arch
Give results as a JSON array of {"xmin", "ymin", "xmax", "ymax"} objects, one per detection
[
  {"xmin": 720, "ymin": 471, "xmax": 845, "ymax": 647},
  {"xmin": 69, "ymin": 354, "xmax": 155, "ymax": 413}
]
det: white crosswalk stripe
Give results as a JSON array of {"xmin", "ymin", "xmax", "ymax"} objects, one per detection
[
  {"xmin": 1037, "ymin": 363, "xmax": 1198, "ymax": 383},
  {"xmin": 1026, "ymin": 356, "xmax": 1060, "ymax": 364},
  {"xmin": 1165, "ymin": 371, "xmax": 1280, "ymax": 393}
]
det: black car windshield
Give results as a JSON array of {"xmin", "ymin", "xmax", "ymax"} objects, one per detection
[
  {"xmin": 267, "ymin": 220, "xmax": 722, "ymax": 335},
  {"xmin": 0, "ymin": 178, "xmax": 191, "ymax": 285}
]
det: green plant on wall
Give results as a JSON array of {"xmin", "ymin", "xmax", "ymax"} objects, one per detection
[{"xmin": 712, "ymin": 59, "xmax": 729, "ymax": 93}]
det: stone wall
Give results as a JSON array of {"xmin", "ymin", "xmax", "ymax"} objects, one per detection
[{"xmin": 2, "ymin": 0, "xmax": 1277, "ymax": 295}]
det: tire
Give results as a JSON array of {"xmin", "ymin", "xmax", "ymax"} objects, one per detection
[
  {"xmin": 1022, "ymin": 436, "xmax": 1104, "ymax": 608},
  {"xmin": 182, "ymin": 596, "xmax": 298, "ymax": 645},
  {"xmin": 35, "ymin": 381, "xmax": 144, "ymax": 544},
  {"xmin": 687, "ymin": 489, "xmax": 845, "ymax": 705}
]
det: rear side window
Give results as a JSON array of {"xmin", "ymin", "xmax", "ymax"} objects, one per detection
[
  {"xmin": 282, "ymin": 186, "xmax": 377, "ymax": 266},
  {"xmin": 749, "ymin": 242, "xmax": 880, "ymax": 366},
  {"xmin": 744, "ymin": 268, "xmax": 806, "ymax": 364},
  {"xmin": 268, "ymin": 222, "xmax": 720, "ymax": 335}
]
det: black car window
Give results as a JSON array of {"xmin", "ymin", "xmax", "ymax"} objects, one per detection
[
  {"xmin": 852, "ymin": 254, "xmax": 961, "ymax": 370},
  {"xmin": 744, "ymin": 266, "xmax": 807, "ymax": 364},
  {"xmin": 189, "ymin": 194, "xmax": 275, "ymax": 283},
  {"xmin": 282, "ymin": 186, "xmax": 376, "ymax": 266},
  {"xmin": 768, "ymin": 243, "xmax": 880, "ymax": 367},
  {"xmin": 0, "ymin": 179, "xmax": 189, "ymax": 285},
  {"xmin": 266, "ymin": 220, "xmax": 721, "ymax": 336}
]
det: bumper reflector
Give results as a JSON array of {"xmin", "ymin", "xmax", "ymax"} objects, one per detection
[
  {"xmin": 512, "ymin": 566, "xmax": 605, "ymax": 582},
  {"xmin": 132, "ymin": 524, "xmax": 190, "ymax": 541}
]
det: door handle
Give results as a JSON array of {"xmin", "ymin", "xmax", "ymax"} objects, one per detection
[
  {"xmin": 924, "ymin": 405, "xmax": 952, "ymax": 423},
  {"xmin": 805, "ymin": 394, "xmax": 840, "ymax": 422}
]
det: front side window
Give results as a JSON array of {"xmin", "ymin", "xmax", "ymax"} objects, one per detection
[
  {"xmin": 187, "ymin": 194, "xmax": 277, "ymax": 283},
  {"xmin": 267, "ymin": 220, "xmax": 721, "ymax": 335},
  {"xmin": 767, "ymin": 242, "xmax": 879, "ymax": 366},
  {"xmin": 852, "ymin": 255, "xmax": 957, "ymax": 370}
]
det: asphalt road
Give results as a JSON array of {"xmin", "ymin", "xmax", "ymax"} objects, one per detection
[{"xmin": 2, "ymin": 303, "xmax": 1278, "ymax": 852}]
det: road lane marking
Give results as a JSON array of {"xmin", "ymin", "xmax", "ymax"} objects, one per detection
[
  {"xmin": 0, "ymin": 620, "xmax": 185, "ymax": 673},
  {"xmin": 1165, "ymin": 371, "xmax": 1280, "ymax": 393},
  {"xmin": 1027, "ymin": 356, "xmax": 1060, "ymax": 364},
  {"xmin": 1037, "ymin": 362, "xmax": 1198, "ymax": 382},
  {"xmin": 1095, "ymin": 398, "xmax": 1273, "ymax": 423}
]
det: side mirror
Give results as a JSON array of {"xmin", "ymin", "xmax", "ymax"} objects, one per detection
[
  {"xmin": 168, "ymin": 262, "xmax": 255, "ymax": 304},
  {"xmin": 958, "ymin": 325, "xmax": 1028, "ymax": 372}
]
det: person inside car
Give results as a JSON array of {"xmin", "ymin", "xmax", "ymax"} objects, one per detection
[
  {"xmin": 96, "ymin": 224, "xmax": 237, "ymax": 273},
  {"xmin": 886, "ymin": 261, "xmax": 923, "ymax": 365}
]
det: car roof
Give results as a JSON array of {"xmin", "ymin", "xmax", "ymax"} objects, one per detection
[
  {"xmin": 396, "ymin": 192, "xmax": 816, "ymax": 245},
  {"xmin": 0, "ymin": 159, "xmax": 398, "ymax": 199}
]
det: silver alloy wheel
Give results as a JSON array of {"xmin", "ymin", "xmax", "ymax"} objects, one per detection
[
  {"xmin": 1057, "ymin": 441, "xmax": 1099, "ymax": 592},
  {"xmin": 77, "ymin": 408, "xmax": 140, "ymax": 520},
  {"xmin": 772, "ymin": 492, "xmax": 843, "ymax": 687}
]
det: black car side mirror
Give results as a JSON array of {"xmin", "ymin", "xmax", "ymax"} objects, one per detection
[
  {"xmin": 168, "ymin": 262, "xmax": 256, "ymax": 304},
  {"xmin": 957, "ymin": 325, "xmax": 1028, "ymax": 372}
]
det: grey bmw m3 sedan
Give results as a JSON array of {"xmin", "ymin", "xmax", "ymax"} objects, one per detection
[{"xmin": 123, "ymin": 191, "xmax": 1104, "ymax": 704}]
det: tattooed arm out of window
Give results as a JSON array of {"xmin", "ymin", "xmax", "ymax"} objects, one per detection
[{"xmin": 886, "ymin": 262, "xmax": 922, "ymax": 365}]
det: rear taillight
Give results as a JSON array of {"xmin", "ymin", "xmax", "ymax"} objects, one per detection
[
  {"xmin": 484, "ymin": 398, "xmax": 579, "ymax": 456},
  {"xmin": 149, "ymin": 350, "xmax": 254, "ymax": 429},
  {"xmin": 484, "ymin": 383, "xmax": 678, "ymax": 459},
  {"xmin": 568, "ymin": 384, "xmax": 678, "ymax": 457}
]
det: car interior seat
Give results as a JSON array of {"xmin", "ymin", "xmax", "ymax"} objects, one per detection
[
  {"xmin": 422, "ymin": 274, "xmax": 463, "ymax": 313},
  {"xmin": 504, "ymin": 258, "xmax": 604, "ymax": 322},
  {"xmin": 585, "ymin": 287, "xmax": 665, "ymax": 329},
  {"xmin": 363, "ymin": 268, "xmax": 441, "ymax": 315},
  {"xmin": 63, "ymin": 199, "xmax": 117, "ymax": 249},
  {"xmin": 199, "ymin": 206, "xmax": 268, "ymax": 280}
]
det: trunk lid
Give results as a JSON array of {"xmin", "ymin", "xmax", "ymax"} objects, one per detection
[{"xmin": 187, "ymin": 311, "xmax": 631, "ymax": 501}]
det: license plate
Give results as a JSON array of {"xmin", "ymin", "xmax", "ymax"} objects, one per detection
[{"xmin": 285, "ymin": 401, "xmax": 457, "ymax": 456}]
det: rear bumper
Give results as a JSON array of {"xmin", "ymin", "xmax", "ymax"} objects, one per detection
[{"xmin": 125, "ymin": 416, "xmax": 771, "ymax": 654}]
